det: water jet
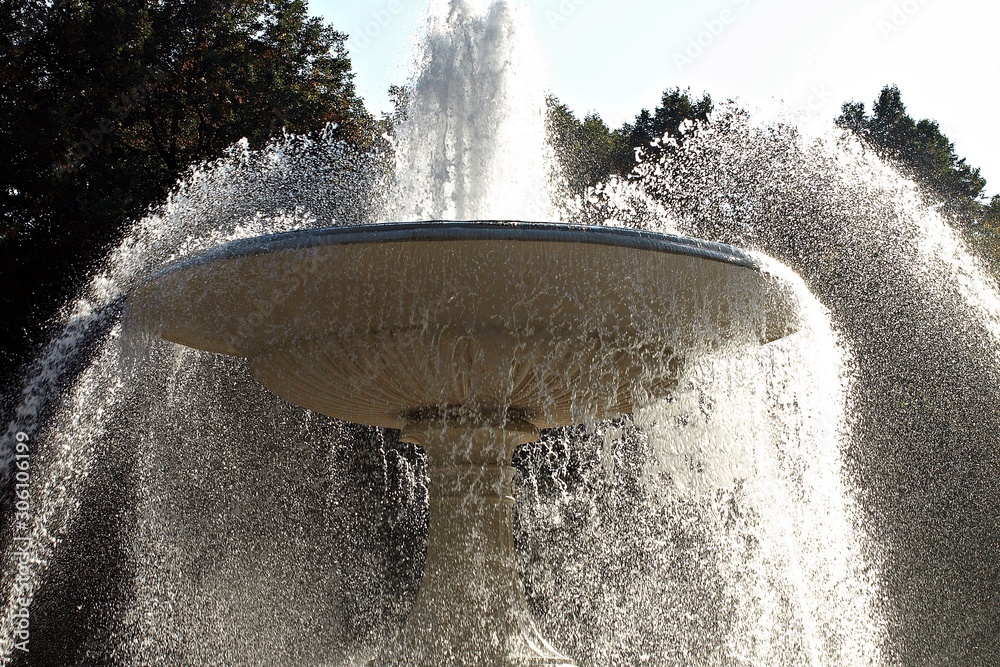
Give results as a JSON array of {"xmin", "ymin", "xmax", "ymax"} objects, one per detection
[{"xmin": 127, "ymin": 220, "xmax": 799, "ymax": 665}]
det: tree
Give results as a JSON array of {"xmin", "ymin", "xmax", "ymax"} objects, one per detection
[
  {"xmin": 837, "ymin": 85, "xmax": 986, "ymax": 225},
  {"xmin": 985, "ymin": 196, "xmax": 1000, "ymax": 227},
  {"xmin": 980, "ymin": 195, "xmax": 1000, "ymax": 272},
  {"xmin": 0, "ymin": 0, "xmax": 373, "ymax": 394},
  {"xmin": 611, "ymin": 88, "xmax": 713, "ymax": 175},
  {"xmin": 546, "ymin": 96, "xmax": 626, "ymax": 191},
  {"xmin": 546, "ymin": 88, "xmax": 714, "ymax": 192}
]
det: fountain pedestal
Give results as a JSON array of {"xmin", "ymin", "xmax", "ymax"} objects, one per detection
[{"xmin": 383, "ymin": 414, "xmax": 572, "ymax": 666}]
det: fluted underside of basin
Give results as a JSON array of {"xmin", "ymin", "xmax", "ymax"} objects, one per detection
[{"xmin": 249, "ymin": 329, "xmax": 681, "ymax": 430}]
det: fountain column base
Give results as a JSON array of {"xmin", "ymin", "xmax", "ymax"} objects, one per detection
[{"xmin": 372, "ymin": 413, "xmax": 575, "ymax": 667}]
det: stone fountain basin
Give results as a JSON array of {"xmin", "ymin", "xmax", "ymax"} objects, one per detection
[
  {"xmin": 127, "ymin": 220, "xmax": 801, "ymax": 666},
  {"xmin": 128, "ymin": 221, "xmax": 799, "ymax": 431}
]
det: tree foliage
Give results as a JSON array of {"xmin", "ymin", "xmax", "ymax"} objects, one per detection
[
  {"xmin": 546, "ymin": 96, "xmax": 625, "ymax": 190},
  {"xmin": 0, "ymin": 0, "xmax": 373, "ymax": 391},
  {"xmin": 837, "ymin": 85, "xmax": 998, "ymax": 271},
  {"xmin": 612, "ymin": 88, "xmax": 713, "ymax": 175},
  {"xmin": 981, "ymin": 195, "xmax": 1000, "ymax": 269},
  {"xmin": 837, "ymin": 85, "xmax": 987, "ymax": 224},
  {"xmin": 547, "ymin": 87, "xmax": 713, "ymax": 193}
]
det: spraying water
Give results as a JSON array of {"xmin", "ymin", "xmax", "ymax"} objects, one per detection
[
  {"xmin": 390, "ymin": 0, "xmax": 556, "ymax": 221},
  {"xmin": 2, "ymin": 0, "xmax": 998, "ymax": 665},
  {"xmin": 569, "ymin": 107, "xmax": 1000, "ymax": 663}
]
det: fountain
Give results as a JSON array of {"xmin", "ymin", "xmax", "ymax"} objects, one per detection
[
  {"xmin": 3, "ymin": 0, "xmax": 999, "ymax": 664},
  {"xmin": 126, "ymin": 220, "xmax": 799, "ymax": 664}
]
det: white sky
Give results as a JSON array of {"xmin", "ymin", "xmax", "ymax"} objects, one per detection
[{"xmin": 309, "ymin": 0, "xmax": 1000, "ymax": 197}]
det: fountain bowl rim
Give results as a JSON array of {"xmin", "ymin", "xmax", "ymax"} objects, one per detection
[{"xmin": 139, "ymin": 220, "xmax": 760, "ymax": 285}]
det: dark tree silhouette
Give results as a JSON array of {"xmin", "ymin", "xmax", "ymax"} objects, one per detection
[
  {"xmin": 0, "ymin": 0, "xmax": 375, "ymax": 395},
  {"xmin": 838, "ymin": 85, "xmax": 987, "ymax": 225}
]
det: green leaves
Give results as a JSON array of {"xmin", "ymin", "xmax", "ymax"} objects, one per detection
[
  {"xmin": 547, "ymin": 96, "xmax": 624, "ymax": 191},
  {"xmin": 0, "ymin": 0, "xmax": 374, "ymax": 388},
  {"xmin": 837, "ymin": 85, "xmax": 987, "ymax": 225},
  {"xmin": 547, "ymin": 88, "xmax": 714, "ymax": 193},
  {"xmin": 837, "ymin": 84, "xmax": 997, "ymax": 271},
  {"xmin": 616, "ymin": 88, "xmax": 714, "ymax": 173}
]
